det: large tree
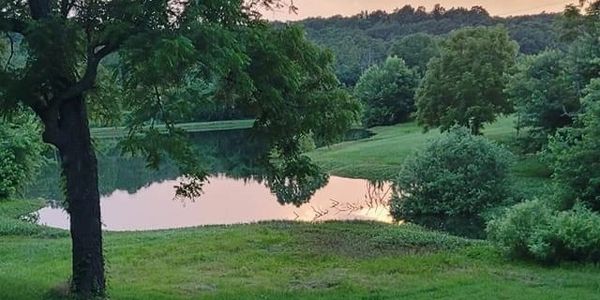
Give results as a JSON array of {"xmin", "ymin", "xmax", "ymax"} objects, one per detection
[
  {"xmin": 415, "ymin": 26, "xmax": 518, "ymax": 134},
  {"xmin": 0, "ymin": 0, "xmax": 359, "ymax": 297}
]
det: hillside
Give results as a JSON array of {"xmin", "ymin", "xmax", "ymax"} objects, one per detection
[{"xmin": 294, "ymin": 6, "xmax": 561, "ymax": 85}]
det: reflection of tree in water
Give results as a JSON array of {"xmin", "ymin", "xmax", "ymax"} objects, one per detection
[
  {"xmin": 299, "ymin": 180, "xmax": 392, "ymax": 221},
  {"xmin": 26, "ymin": 129, "xmax": 328, "ymax": 205}
]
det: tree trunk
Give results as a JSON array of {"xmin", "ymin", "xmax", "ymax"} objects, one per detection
[{"xmin": 56, "ymin": 97, "xmax": 105, "ymax": 298}]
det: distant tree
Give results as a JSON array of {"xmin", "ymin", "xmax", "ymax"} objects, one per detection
[
  {"xmin": 354, "ymin": 56, "xmax": 419, "ymax": 127},
  {"xmin": 506, "ymin": 50, "xmax": 579, "ymax": 148},
  {"xmin": 388, "ymin": 33, "xmax": 440, "ymax": 76},
  {"xmin": 415, "ymin": 26, "xmax": 518, "ymax": 134}
]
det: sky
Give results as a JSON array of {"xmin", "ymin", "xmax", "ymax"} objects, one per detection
[{"xmin": 263, "ymin": 0, "xmax": 576, "ymax": 21}]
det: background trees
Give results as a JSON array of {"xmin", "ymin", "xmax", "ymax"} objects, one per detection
[
  {"xmin": 354, "ymin": 56, "xmax": 418, "ymax": 127},
  {"xmin": 506, "ymin": 50, "xmax": 579, "ymax": 149},
  {"xmin": 415, "ymin": 26, "xmax": 518, "ymax": 134},
  {"xmin": 300, "ymin": 6, "xmax": 560, "ymax": 86},
  {"xmin": 388, "ymin": 33, "xmax": 440, "ymax": 76}
]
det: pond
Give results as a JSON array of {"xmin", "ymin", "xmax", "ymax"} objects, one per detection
[
  {"xmin": 35, "ymin": 176, "xmax": 392, "ymax": 231},
  {"xmin": 27, "ymin": 128, "xmax": 393, "ymax": 231}
]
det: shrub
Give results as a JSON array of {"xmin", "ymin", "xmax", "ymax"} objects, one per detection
[
  {"xmin": 391, "ymin": 127, "xmax": 513, "ymax": 218},
  {"xmin": 0, "ymin": 117, "xmax": 46, "ymax": 199},
  {"xmin": 487, "ymin": 200, "xmax": 600, "ymax": 263}
]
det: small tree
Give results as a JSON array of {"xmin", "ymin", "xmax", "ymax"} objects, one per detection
[
  {"xmin": 354, "ymin": 56, "xmax": 419, "ymax": 127},
  {"xmin": 415, "ymin": 26, "xmax": 518, "ymax": 134},
  {"xmin": 388, "ymin": 33, "xmax": 440, "ymax": 76},
  {"xmin": 391, "ymin": 127, "xmax": 513, "ymax": 218}
]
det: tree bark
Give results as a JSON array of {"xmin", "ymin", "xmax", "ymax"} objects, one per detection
[{"xmin": 55, "ymin": 96, "xmax": 105, "ymax": 298}]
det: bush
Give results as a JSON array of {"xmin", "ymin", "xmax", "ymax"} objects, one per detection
[
  {"xmin": 487, "ymin": 200, "xmax": 600, "ymax": 263},
  {"xmin": 391, "ymin": 127, "xmax": 513, "ymax": 218},
  {"xmin": 0, "ymin": 117, "xmax": 45, "ymax": 199}
]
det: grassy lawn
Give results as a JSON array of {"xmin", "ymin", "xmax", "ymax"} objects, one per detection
[
  {"xmin": 90, "ymin": 119, "xmax": 255, "ymax": 139},
  {"xmin": 1, "ymin": 200, "xmax": 600, "ymax": 299}
]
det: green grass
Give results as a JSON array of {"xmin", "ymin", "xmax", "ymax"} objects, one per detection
[
  {"xmin": 0, "ymin": 117, "xmax": 590, "ymax": 299},
  {"xmin": 90, "ymin": 119, "xmax": 255, "ymax": 139},
  {"xmin": 1, "ymin": 200, "xmax": 600, "ymax": 300}
]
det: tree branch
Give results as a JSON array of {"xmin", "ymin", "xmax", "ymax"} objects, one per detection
[
  {"xmin": 56, "ymin": 40, "xmax": 121, "ymax": 101},
  {"xmin": 4, "ymin": 32, "xmax": 15, "ymax": 70}
]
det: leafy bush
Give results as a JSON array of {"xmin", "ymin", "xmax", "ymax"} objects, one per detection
[
  {"xmin": 487, "ymin": 200, "xmax": 600, "ymax": 263},
  {"xmin": 354, "ymin": 56, "xmax": 419, "ymax": 127},
  {"xmin": 0, "ymin": 117, "xmax": 46, "ymax": 199},
  {"xmin": 391, "ymin": 127, "xmax": 513, "ymax": 218}
]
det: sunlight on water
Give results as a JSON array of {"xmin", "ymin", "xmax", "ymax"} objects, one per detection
[{"xmin": 36, "ymin": 176, "xmax": 393, "ymax": 231}]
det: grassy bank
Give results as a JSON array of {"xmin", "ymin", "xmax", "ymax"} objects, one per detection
[
  {"xmin": 90, "ymin": 119, "xmax": 255, "ymax": 139},
  {"xmin": 1, "ymin": 200, "xmax": 600, "ymax": 299}
]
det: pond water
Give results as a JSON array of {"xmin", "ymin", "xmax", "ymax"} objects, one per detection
[
  {"xmin": 27, "ymin": 128, "xmax": 394, "ymax": 231},
  {"xmin": 36, "ymin": 176, "xmax": 392, "ymax": 231}
]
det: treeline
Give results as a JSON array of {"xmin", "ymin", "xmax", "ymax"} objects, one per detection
[{"xmin": 294, "ymin": 5, "xmax": 561, "ymax": 85}]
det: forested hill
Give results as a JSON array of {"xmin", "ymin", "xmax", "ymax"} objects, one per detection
[{"xmin": 292, "ymin": 6, "xmax": 561, "ymax": 85}]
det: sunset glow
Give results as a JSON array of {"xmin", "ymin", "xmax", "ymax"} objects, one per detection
[{"xmin": 264, "ymin": 0, "xmax": 575, "ymax": 21}]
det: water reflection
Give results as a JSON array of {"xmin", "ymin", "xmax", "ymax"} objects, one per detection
[
  {"xmin": 27, "ymin": 128, "xmax": 392, "ymax": 231},
  {"xmin": 36, "ymin": 176, "xmax": 392, "ymax": 231}
]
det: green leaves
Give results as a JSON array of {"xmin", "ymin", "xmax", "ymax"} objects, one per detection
[
  {"xmin": 506, "ymin": 50, "xmax": 579, "ymax": 150},
  {"xmin": 354, "ymin": 56, "xmax": 418, "ymax": 127},
  {"xmin": 0, "ymin": 115, "xmax": 45, "ymax": 199},
  {"xmin": 545, "ymin": 79, "xmax": 600, "ymax": 212},
  {"xmin": 415, "ymin": 26, "xmax": 518, "ymax": 134},
  {"xmin": 392, "ymin": 127, "xmax": 513, "ymax": 217}
]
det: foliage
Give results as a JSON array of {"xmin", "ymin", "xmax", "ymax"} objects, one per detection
[
  {"xmin": 487, "ymin": 200, "xmax": 600, "ymax": 263},
  {"xmin": 388, "ymin": 33, "xmax": 440, "ymax": 76},
  {"xmin": 354, "ymin": 56, "xmax": 419, "ymax": 127},
  {"xmin": 0, "ymin": 116, "xmax": 45, "ymax": 199},
  {"xmin": 415, "ymin": 26, "xmax": 518, "ymax": 134},
  {"xmin": 544, "ymin": 79, "xmax": 600, "ymax": 211},
  {"xmin": 300, "ymin": 5, "xmax": 560, "ymax": 85},
  {"xmin": 561, "ymin": 1, "xmax": 600, "ymax": 88},
  {"xmin": 391, "ymin": 127, "xmax": 513, "ymax": 218},
  {"xmin": 506, "ymin": 50, "xmax": 579, "ymax": 150}
]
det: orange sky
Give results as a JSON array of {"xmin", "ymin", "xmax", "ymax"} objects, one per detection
[{"xmin": 263, "ymin": 0, "xmax": 576, "ymax": 21}]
